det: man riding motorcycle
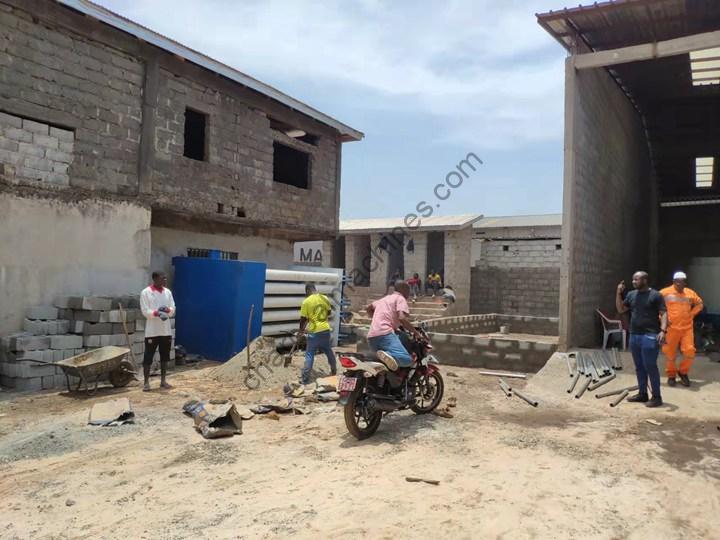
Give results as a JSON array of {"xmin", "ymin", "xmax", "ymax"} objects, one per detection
[{"xmin": 365, "ymin": 280, "xmax": 423, "ymax": 371}]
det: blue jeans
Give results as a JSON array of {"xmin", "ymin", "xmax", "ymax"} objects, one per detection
[
  {"xmin": 629, "ymin": 333, "xmax": 661, "ymax": 398},
  {"xmin": 302, "ymin": 330, "xmax": 336, "ymax": 384},
  {"xmin": 367, "ymin": 332, "xmax": 413, "ymax": 367}
]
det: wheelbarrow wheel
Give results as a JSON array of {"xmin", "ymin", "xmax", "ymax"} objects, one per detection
[{"xmin": 109, "ymin": 360, "xmax": 135, "ymax": 388}]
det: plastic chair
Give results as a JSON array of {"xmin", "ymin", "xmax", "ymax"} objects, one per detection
[{"xmin": 597, "ymin": 309, "xmax": 626, "ymax": 350}]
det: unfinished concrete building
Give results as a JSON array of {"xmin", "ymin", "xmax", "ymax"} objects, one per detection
[
  {"xmin": 336, "ymin": 215, "xmax": 480, "ymax": 315},
  {"xmin": 0, "ymin": 0, "xmax": 361, "ymax": 335},
  {"xmin": 471, "ymin": 214, "xmax": 562, "ymax": 317},
  {"xmin": 538, "ymin": 0, "xmax": 720, "ymax": 349}
]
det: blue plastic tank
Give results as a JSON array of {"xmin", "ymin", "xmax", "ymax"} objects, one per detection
[{"xmin": 172, "ymin": 255, "xmax": 266, "ymax": 361}]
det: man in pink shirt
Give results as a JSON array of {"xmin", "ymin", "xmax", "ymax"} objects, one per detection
[{"xmin": 366, "ymin": 281, "xmax": 423, "ymax": 370}]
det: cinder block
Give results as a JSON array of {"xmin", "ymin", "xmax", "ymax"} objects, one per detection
[
  {"xmin": 73, "ymin": 311, "xmax": 102, "ymax": 323},
  {"xmin": 12, "ymin": 336, "xmax": 51, "ymax": 351},
  {"xmin": 135, "ymin": 319, "xmax": 146, "ymax": 331},
  {"xmin": 22, "ymin": 318, "xmax": 47, "ymax": 335},
  {"xmin": 49, "ymin": 126, "xmax": 74, "ymax": 141},
  {"xmin": 17, "ymin": 350, "xmax": 43, "ymax": 362},
  {"xmin": 112, "ymin": 323, "xmax": 131, "ymax": 335},
  {"xmin": 42, "ymin": 375, "xmax": 56, "ymax": 390},
  {"xmin": 74, "ymin": 348, "xmax": 85, "ymax": 355},
  {"xmin": 53, "ymin": 296, "xmax": 79, "ymax": 309},
  {"xmin": 15, "ymin": 377, "xmax": 43, "ymax": 392},
  {"xmin": 46, "ymin": 321, "xmax": 58, "ymax": 335},
  {"xmin": 62, "ymin": 350, "xmax": 75, "ymax": 360},
  {"xmin": 57, "ymin": 320, "xmax": 70, "ymax": 334},
  {"xmin": 100, "ymin": 335, "xmax": 113, "ymax": 347},
  {"xmin": 53, "ymin": 350, "xmax": 64, "ymax": 362},
  {"xmin": 26, "ymin": 306, "xmax": 59, "ymax": 320},
  {"xmin": 22, "ymin": 119, "xmax": 49, "ymax": 134},
  {"xmin": 58, "ymin": 308, "xmax": 75, "ymax": 320},
  {"xmin": 132, "ymin": 343, "xmax": 144, "ymax": 355},
  {"xmin": 83, "ymin": 323, "xmax": 112, "ymax": 335},
  {"xmin": 50, "ymin": 335, "xmax": 82, "ymax": 350},
  {"xmin": 80, "ymin": 297, "xmax": 112, "ymax": 311},
  {"xmin": 133, "ymin": 331, "xmax": 145, "ymax": 343},
  {"xmin": 113, "ymin": 335, "xmax": 126, "ymax": 346},
  {"xmin": 83, "ymin": 335, "xmax": 101, "ymax": 347},
  {"xmin": 69, "ymin": 320, "xmax": 84, "ymax": 333},
  {"xmin": 42, "ymin": 349, "xmax": 54, "ymax": 363},
  {"xmin": 16, "ymin": 361, "xmax": 55, "ymax": 378}
]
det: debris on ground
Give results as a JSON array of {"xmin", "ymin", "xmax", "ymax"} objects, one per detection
[
  {"xmin": 65, "ymin": 499, "xmax": 76, "ymax": 507},
  {"xmin": 250, "ymin": 401, "xmax": 309, "ymax": 415},
  {"xmin": 405, "ymin": 476, "xmax": 440, "ymax": 486},
  {"xmin": 645, "ymin": 419, "xmax": 663, "ymax": 426},
  {"xmin": 182, "ymin": 399, "xmax": 244, "ymax": 439},
  {"xmin": 447, "ymin": 371, "xmax": 459, "ymax": 378},
  {"xmin": 88, "ymin": 398, "xmax": 135, "ymax": 426},
  {"xmin": 433, "ymin": 406, "xmax": 454, "ymax": 418},
  {"xmin": 447, "ymin": 397, "xmax": 457, "ymax": 408},
  {"xmin": 260, "ymin": 411, "xmax": 280, "ymax": 421}
]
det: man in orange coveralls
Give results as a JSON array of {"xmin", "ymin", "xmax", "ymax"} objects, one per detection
[{"xmin": 660, "ymin": 271, "xmax": 703, "ymax": 387}]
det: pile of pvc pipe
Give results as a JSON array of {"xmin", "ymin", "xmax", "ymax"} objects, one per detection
[{"xmin": 565, "ymin": 350, "xmax": 634, "ymax": 407}]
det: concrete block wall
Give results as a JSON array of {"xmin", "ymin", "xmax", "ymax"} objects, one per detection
[
  {"xmin": 369, "ymin": 234, "xmax": 390, "ymax": 293},
  {"xmin": 471, "ymin": 267, "xmax": 560, "ymax": 317},
  {"xmin": 0, "ymin": 4, "xmax": 144, "ymax": 193},
  {"xmin": 422, "ymin": 314, "xmax": 559, "ymax": 337},
  {"xmin": 475, "ymin": 238, "xmax": 561, "ymax": 269},
  {"xmin": 0, "ymin": 113, "xmax": 74, "ymax": 187},
  {"xmin": 561, "ymin": 62, "xmax": 654, "ymax": 348},
  {"xmin": 151, "ymin": 67, "xmax": 340, "ymax": 233},
  {"xmin": 0, "ymin": 296, "xmax": 176, "ymax": 391},
  {"xmin": 444, "ymin": 228, "xmax": 472, "ymax": 315},
  {"xmin": 404, "ymin": 232, "xmax": 428, "ymax": 281}
]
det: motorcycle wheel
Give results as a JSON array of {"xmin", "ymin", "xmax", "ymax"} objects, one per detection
[
  {"xmin": 344, "ymin": 390, "xmax": 382, "ymax": 440},
  {"xmin": 411, "ymin": 371, "xmax": 444, "ymax": 414}
]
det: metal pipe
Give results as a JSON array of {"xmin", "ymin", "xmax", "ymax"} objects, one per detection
[
  {"xmin": 577, "ymin": 353, "xmax": 586, "ymax": 376},
  {"xmin": 498, "ymin": 379, "xmax": 512, "ymax": 397},
  {"xmin": 513, "ymin": 389, "xmax": 538, "ymax": 407},
  {"xmin": 588, "ymin": 373, "xmax": 616, "ymax": 392},
  {"xmin": 613, "ymin": 348, "xmax": 623, "ymax": 370},
  {"xmin": 565, "ymin": 354, "xmax": 573, "ymax": 377},
  {"xmin": 610, "ymin": 389, "xmax": 630, "ymax": 408},
  {"xmin": 575, "ymin": 375, "xmax": 593, "ymax": 399},
  {"xmin": 566, "ymin": 371, "xmax": 580, "ymax": 394},
  {"xmin": 595, "ymin": 385, "xmax": 639, "ymax": 399}
]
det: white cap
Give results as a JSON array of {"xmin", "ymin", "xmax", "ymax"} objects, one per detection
[{"xmin": 673, "ymin": 271, "xmax": 687, "ymax": 280}]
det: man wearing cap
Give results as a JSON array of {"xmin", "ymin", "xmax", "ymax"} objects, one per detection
[{"xmin": 660, "ymin": 272, "xmax": 704, "ymax": 387}]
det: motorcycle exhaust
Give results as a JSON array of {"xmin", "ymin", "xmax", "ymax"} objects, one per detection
[{"xmin": 367, "ymin": 398, "xmax": 401, "ymax": 412}]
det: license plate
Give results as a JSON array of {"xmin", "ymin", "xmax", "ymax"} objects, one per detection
[{"xmin": 338, "ymin": 376, "xmax": 357, "ymax": 392}]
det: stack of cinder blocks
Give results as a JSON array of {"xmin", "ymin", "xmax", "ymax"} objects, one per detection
[{"xmin": 0, "ymin": 296, "xmax": 175, "ymax": 391}]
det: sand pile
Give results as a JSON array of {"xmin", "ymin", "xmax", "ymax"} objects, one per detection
[{"xmin": 209, "ymin": 337, "xmax": 334, "ymax": 391}]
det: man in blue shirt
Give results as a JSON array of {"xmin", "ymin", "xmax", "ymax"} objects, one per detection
[{"xmin": 615, "ymin": 271, "xmax": 668, "ymax": 408}]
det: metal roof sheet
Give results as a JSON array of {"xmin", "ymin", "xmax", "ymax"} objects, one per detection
[
  {"xmin": 472, "ymin": 214, "xmax": 563, "ymax": 229},
  {"xmin": 56, "ymin": 0, "xmax": 363, "ymax": 141},
  {"xmin": 537, "ymin": 0, "xmax": 720, "ymax": 53},
  {"xmin": 339, "ymin": 214, "xmax": 483, "ymax": 234}
]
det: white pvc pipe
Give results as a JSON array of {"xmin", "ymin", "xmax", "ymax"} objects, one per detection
[
  {"xmin": 265, "ymin": 282, "xmax": 338, "ymax": 295},
  {"xmin": 262, "ymin": 309, "xmax": 300, "ymax": 322},
  {"xmin": 263, "ymin": 296, "xmax": 305, "ymax": 308},
  {"xmin": 262, "ymin": 322, "xmax": 299, "ymax": 336},
  {"xmin": 266, "ymin": 269, "xmax": 339, "ymax": 283}
]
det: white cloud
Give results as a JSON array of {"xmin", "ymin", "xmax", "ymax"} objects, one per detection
[{"xmin": 96, "ymin": 0, "xmax": 570, "ymax": 148}]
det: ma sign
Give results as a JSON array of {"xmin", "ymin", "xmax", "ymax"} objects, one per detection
[{"xmin": 294, "ymin": 241, "xmax": 323, "ymax": 265}]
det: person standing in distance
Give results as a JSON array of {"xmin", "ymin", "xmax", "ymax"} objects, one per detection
[
  {"xmin": 140, "ymin": 271, "xmax": 176, "ymax": 391},
  {"xmin": 615, "ymin": 271, "xmax": 667, "ymax": 408}
]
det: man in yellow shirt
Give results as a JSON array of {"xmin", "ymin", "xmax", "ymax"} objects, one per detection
[
  {"xmin": 426, "ymin": 270, "xmax": 443, "ymax": 297},
  {"xmin": 298, "ymin": 283, "xmax": 336, "ymax": 384},
  {"xmin": 660, "ymin": 271, "xmax": 703, "ymax": 387}
]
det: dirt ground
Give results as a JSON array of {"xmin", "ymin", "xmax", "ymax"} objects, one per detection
[{"xmin": 1, "ymin": 349, "xmax": 719, "ymax": 540}]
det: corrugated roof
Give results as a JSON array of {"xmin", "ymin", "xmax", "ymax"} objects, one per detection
[
  {"xmin": 473, "ymin": 214, "xmax": 563, "ymax": 229},
  {"xmin": 537, "ymin": 0, "xmax": 720, "ymax": 53},
  {"xmin": 56, "ymin": 0, "xmax": 363, "ymax": 142},
  {"xmin": 340, "ymin": 214, "xmax": 483, "ymax": 234}
]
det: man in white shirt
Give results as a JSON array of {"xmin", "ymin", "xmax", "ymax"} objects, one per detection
[{"xmin": 140, "ymin": 271, "xmax": 176, "ymax": 391}]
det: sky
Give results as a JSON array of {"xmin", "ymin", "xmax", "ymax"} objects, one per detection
[{"xmin": 95, "ymin": 0, "xmax": 573, "ymax": 219}]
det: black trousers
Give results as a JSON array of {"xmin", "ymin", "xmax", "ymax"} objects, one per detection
[{"xmin": 144, "ymin": 335, "xmax": 172, "ymax": 366}]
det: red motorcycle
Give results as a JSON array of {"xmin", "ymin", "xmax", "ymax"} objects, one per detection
[{"xmin": 337, "ymin": 324, "xmax": 444, "ymax": 440}]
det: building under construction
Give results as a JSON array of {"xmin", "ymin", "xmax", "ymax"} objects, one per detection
[{"xmin": 538, "ymin": 0, "xmax": 720, "ymax": 349}]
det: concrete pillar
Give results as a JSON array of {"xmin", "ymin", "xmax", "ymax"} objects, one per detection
[
  {"xmin": 370, "ymin": 233, "xmax": 389, "ymax": 294},
  {"xmin": 444, "ymin": 227, "xmax": 472, "ymax": 315},
  {"xmin": 404, "ymin": 231, "xmax": 427, "ymax": 281},
  {"xmin": 321, "ymin": 239, "xmax": 334, "ymax": 268}
]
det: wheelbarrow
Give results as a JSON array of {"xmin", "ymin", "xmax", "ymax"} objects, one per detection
[{"xmin": 26, "ymin": 346, "xmax": 137, "ymax": 394}]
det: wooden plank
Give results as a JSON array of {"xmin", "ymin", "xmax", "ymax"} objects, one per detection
[{"xmin": 573, "ymin": 30, "xmax": 720, "ymax": 70}]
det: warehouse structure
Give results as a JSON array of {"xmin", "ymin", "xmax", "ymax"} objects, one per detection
[
  {"xmin": 538, "ymin": 0, "xmax": 720, "ymax": 348},
  {"xmin": 0, "ymin": 0, "xmax": 361, "ymax": 335}
]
